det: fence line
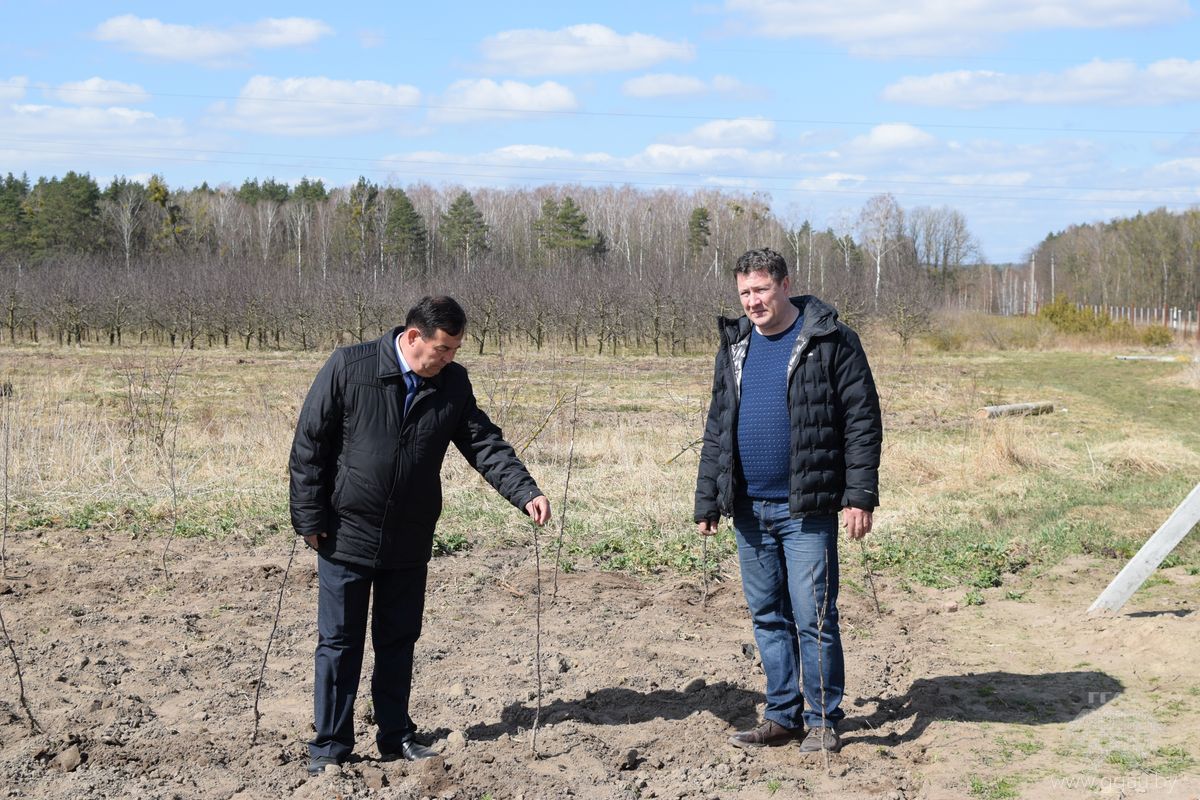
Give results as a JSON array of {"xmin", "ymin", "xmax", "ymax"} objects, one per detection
[
  {"xmin": 994, "ymin": 301, "xmax": 1200, "ymax": 341},
  {"xmin": 1076, "ymin": 303, "xmax": 1200, "ymax": 340}
]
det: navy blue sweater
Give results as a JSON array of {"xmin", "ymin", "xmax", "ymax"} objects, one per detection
[{"xmin": 737, "ymin": 315, "xmax": 802, "ymax": 500}]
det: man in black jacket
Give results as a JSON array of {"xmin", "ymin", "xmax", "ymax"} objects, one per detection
[
  {"xmin": 290, "ymin": 295, "xmax": 550, "ymax": 774},
  {"xmin": 695, "ymin": 248, "xmax": 881, "ymax": 755}
]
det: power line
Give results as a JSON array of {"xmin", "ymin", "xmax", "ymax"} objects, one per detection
[{"xmin": 2, "ymin": 79, "xmax": 1196, "ymax": 136}]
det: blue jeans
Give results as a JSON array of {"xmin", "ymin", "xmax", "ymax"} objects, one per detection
[
  {"xmin": 733, "ymin": 498, "xmax": 844, "ymax": 730},
  {"xmin": 310, "ymin": 555, "xmax": 428, "ymax": 761}
]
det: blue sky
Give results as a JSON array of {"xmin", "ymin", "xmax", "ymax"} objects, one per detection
[{"xmin": 2, "ymin": 1, "xmax": 1198, "ymax": 263}]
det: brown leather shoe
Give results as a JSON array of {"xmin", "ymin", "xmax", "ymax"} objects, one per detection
[{"xmin": 727, "ymin": 719, "xmax": 802, "ymax": 749}]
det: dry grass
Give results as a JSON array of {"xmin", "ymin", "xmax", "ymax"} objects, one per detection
[
  {"xmin": 1, "ymin": 333, "xmax": 1196, "ymax": 579},
  {"xmin": 1092, "ymin": 438, "xmax": 1200, "ymax": 476},
  {"xmin": 926, "ymin": 310, "xmax": 1200, "ymax": 357},
  {"xmin": 1164, "ymin": 359, "xmax": 1200, "ymax": 390},
  {"xmin": 0, "ymin": 349, "xmax": 306, "ymax": 538}
]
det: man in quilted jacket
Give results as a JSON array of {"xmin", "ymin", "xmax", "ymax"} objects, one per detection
[{"xmin": 694, "ymin": 248, "xmax": 882, "ymax": 754}]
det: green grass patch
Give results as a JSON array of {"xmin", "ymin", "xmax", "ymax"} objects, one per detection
[
  {"xmin": 968, "ymin": 774, "xmax": 1019, "ymax": 799},
  {"xmin": 1152, "ymin": 699, "xmax": 1187, "ymax": 721},
  {"xmin": 976, "ymin": 352, "xmax": 1200, "ymax": 448},
  {"xmin": 1148, "ymin": 745, "xmax": 1196, "ymax": 776},
  {"xmin": 1104, "ymin": 745, "xmax": 1196, "ymax": 776},
  {"xmin": 870, "ymin": 467, "xmax": 1200, "ymax": 589},
  {"xmin": 871, "ymin": 527, "xmax": 1027, "ymax": 589},
  {"xmin": 991, "ymin": 733, "xmax": 1044, "ymax": 765},
  {"xmin": 12, "ymin": 493, "xmax": 287, "ymax": 543},
  {"xmin": 579, "ymin": 524, "xmax": 737, "ymax": 575},
  {"xmin": 433, "ymin": 530, "xmax": 471, "ymax": 557}
]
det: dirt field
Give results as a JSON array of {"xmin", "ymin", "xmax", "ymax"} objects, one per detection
[
  {"xmin": 1, "ymin": 526, "xmax": 1196, "ymax": 799},
  {"xmin": 0, "ymin": 341, "xmax": 1198, "ymax": 798}
]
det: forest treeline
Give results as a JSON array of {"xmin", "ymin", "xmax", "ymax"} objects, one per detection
[
  {"xmin": 0, "ymin": 170, "xmax": 1196, "ymax": 352},
  {"xmin": 1031, "ymin": 207, "xmax": 1200, "ymax": 310}
]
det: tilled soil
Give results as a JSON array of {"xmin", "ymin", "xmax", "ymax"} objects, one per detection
[{"xmin": 1, "ymin": 529, "xmax": 1197, "ymax": 799}]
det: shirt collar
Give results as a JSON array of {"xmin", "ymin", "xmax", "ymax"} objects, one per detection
[{"xmin": 394, "ymin": 334, "xmax": 415, "ymax": 376}]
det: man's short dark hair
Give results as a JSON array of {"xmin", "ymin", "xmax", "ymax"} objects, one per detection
[
  {"xmin": 734, "ymin": 248, "xmax": 789, "ymax": 283},
  {"xmin": 405, "ymin": 295, "xmax": 466, "ymax": 338}
]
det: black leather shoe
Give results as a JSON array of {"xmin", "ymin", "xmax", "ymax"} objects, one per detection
[
  {"xmin": 728, "ymin": 719, "xmax": 803, "ymax": 748},
  {"xmin": 381, "ymin": 736, "xmax": 438, "ymax": 762}
]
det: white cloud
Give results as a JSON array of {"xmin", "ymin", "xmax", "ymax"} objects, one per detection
[
  {"xmin": 1, "ymin": 76, "xmax": 28, "ymax": 101},
  {"xmin": 431, "ymin": 80, "xmax": 577, "ymax": 123},
  {"xmin": 0, "ymin": 81, "xmax": 201, "ymax": 172},
  {"xmin": 221, "ymin": 76, "xmax": 421, "ymax": 136},
  {"xmin": 943, "ymin": 172, "xmax": 1033, "ymax": 187},
  {"xmin": 53, "ymin": 78, "xmax": 150, "ymax": 106},
  {"xmin": 111, "ymin": 172, "xmax": 155, "ymax": 186},
  {"xmin": 712, "ymin": 75, "xmax": 752, "ymax": 94},
  {"xmin": 1145, "ymin": 158, "xmax": 1200, "ymax": 185},
  {"xmin": 884, "ymin": 59, "xmax": 1200, "ymax": 108},
  {"xmin": 377, "ymin": 145, "xmax": 617, "ymax": 183},
  {"xmin": 676, "ymin": 118, "xmax": 777, "ymax": 147},
  {"xmin": 624, "ymin": 74, "xmax": 708, "ymax": 98},
  {"xmin": 794, "ymin": 172, "xmax": 868, "ymax": 192},
  {"xmin": 489, "ymin": 145, "xmax": 615, "ymax": 164},
  {"xmin": 622, "ymin": 73, "xmax": 753, "ymax": 98},
  {"xmin": 849, "ymin": 124, "xmax": 937, "ymax": 152},
  {"xmin": 379, "ymin": 142, "xmax": 786, "ymax": 184},
  {"xmin": 93, "ymin": 15, "xmax": 332, "ymax": 64},
  {"xmin": 358, "ymin": 29, "xmax": 385, "ymax": 49},
  {"xmin": 0, "ymin": 104, "xmax": 186, "ymax": 160},
  {"xmin": 480, "ymin": 24, "xmax": 693, "ymax": 76},
  {"xmin": 723, "ymin": 0, "xmax": 1190, "ymax": 55},
  {"xmin": 629, "ymin": 143, "xmax": 786, "ymax": 173},
  {"xmin": 0, "ymin": 103, "xmax": 209, "ymax": 174}
]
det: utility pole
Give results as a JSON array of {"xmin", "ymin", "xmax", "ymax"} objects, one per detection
[{"xmin": 1029, "ymin": 254, "xmax": 1037, "ymax": 314}]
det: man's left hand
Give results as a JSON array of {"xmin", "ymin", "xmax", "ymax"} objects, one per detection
[
  {"xmin": 525, "ymin": 495, "xmax": 551, "ymax": 526},
  {"xmin": 842, "ymin": 507, "xmax": 873, "ymax": 540}
]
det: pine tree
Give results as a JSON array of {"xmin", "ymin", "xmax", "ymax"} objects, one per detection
[
  {"xmin": 534, "ymin": 195, "xmax": 604, "ymax": 258},
  {"xmin": 532, "ymin": 198, "xmax": 561, "ymax": 249},
  {"xmin": 0, "ymin": 173, "xmax": 30, "ymax": 259},
  {"xmin": 293, "ymin": 177, "xmax": 327, "ymax": 203},
  {"xmin": 258, "ymin": 178, "xmax": 290, "ymax": 204},
  {"xmin": 384, "ymin": 188, "xmax": 428, "ymax": 273},
  {"xmin": 23, "ymin": 171, "xmax": 101, "ymax": 257},
  {"xmin": 440, "ymin": 191, "xmax": 489, "ymax": 270}
]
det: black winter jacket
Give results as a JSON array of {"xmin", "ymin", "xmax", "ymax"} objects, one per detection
[
  {"xmin": 694, "ymin": 296, "xmax": 882, "ymax": 522},
  {"xmin": 290, "ymin": 327, "xmax": 543, "ymax": 568}
]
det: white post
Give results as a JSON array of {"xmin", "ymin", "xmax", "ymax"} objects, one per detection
[{"xmin": 1088, "ymin": 483, "xmax": 1200, "ymax": 614}]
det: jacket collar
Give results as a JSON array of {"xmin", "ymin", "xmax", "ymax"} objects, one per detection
[{"xmin": 375, "ymin": 326, "xmax": 447, "ymax": 390}]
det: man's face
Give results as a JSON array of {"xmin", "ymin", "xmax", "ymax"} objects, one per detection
[
  {"xmin": 403, "ymin": 327, "xmax": 463, "ymax": 377},
  {"xmin": 736, "ymin": 270, "xmax": 792, "ymax": 334}
]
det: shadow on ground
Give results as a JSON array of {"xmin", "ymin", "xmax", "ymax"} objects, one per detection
[
  {"xmin": 848, "ymin": 670, "xmax": 1124, "ymax": 746},
  {"xmin": 466, "ymin": 682, "xmax": 762, "ymax": 741}
]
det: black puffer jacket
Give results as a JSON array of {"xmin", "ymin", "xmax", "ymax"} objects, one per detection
[
  {"xmin": 694, "ymin": 296, "xmax": 882, "ymax": 522},
  {"xmin": 290, "ymin": 327, "xmax": 543, "ymax": 568}
]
